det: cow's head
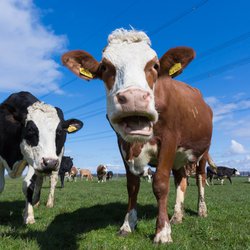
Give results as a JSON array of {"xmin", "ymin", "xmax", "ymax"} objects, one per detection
[
  {"xmin": 20, "ymin": 102, "xmax": 83, "ymax": 174},
  {"xmin": 62, "ymin": 28, "xmax": 194, "ymax": 142}
]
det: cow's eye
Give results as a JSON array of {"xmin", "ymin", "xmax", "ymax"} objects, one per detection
[
  {"xmin": 99, "ymin": 64, "xmax": 107, "ymax": 72},
  {"xmin": 153, "ymin": 63, "xmax": 160, "ymax": 71}
]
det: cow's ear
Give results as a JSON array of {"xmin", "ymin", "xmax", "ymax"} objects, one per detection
[
  {"xmin": 159, "ymin": 47, "xmax": 195, "ymax": 78},
  {"xmin": 61, "ymin": 50, "xmax": 100, "ymax": 81},
  {"xmin": 63, "ymin": 119, "xmax": 84, "ymax": 133}
]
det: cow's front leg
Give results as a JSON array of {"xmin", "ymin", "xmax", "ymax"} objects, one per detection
[
  {"xmin": 0, "ymin": 163, "xmax": 5, "ymax": 193},
  {"xmin": 196, "ymin": 155, "xmax": 207, "ymax": 217},
  {"xmin": 46, "ymin": 171, "xmax": 58, "ymax": 208},
  {"xmin": 33, "ymin": 174, "xmax": 44, "ymax": 207},
  {"xmin": 171, "ymin": 167, "xmax": 187, "ymax": 224},
  {"xmin": 153, "ymin": 144, "xmax": 175, "ymax": 244},
  {"xmin": 23, "ymin": 166, "xmax": 36, "ymax": 224},
  {"xmin": 119, "ymin": 163, "xmax": 140, "ymax": 236}
]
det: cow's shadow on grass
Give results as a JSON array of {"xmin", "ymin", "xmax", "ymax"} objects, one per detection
[
  {"xmin": 0, "ymin": 200, "xmax": 24, "ymax": 226},
  {"xmin": 2, "ymin": 202, "xmax": 156, "ymax": 250}
]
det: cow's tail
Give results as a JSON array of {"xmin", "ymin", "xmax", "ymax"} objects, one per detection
[{"xmin": 207, "ymin": 153, "xmax": 217, "ymax": 173}]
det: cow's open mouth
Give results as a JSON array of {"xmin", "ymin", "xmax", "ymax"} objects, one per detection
[{"xmin": 116, "ymin": 115, "xmax": 154, "ymax": 136}]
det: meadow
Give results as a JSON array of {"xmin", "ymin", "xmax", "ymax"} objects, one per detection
[{"xmin": 0, "ymin": 176, "xmax": 249, "ymax": 250}]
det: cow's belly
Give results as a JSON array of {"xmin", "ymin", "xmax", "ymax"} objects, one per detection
[{"xmin": 122, "ymin": 143, "xmax": 202, "ymax": 175}]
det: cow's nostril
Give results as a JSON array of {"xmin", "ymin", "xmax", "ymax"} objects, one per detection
[
  {"xmin": 42, "ymin": 158, "xmax": 59, "ymax": 169},
  {"xmin": 117, "ymin": 94, "xmax": 127, "ymax": 104}
]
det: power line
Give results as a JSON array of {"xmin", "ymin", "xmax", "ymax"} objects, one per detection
[
  {"xmin": 68, "ymin": 129, "xmax": 113, "ymax": 140},
  {"xmin": 196, "ymin": 31, "xmax": 250, "ymax": 61},
  {"xmin": 39, "ymin": 78, "xmax": 77, "ymax": 99},
  {"xmin": 149, "ymin": 0, "xmax": 209, "ymax": 36},
  {"xmin": 64, "ymin": 95, "xmax": 105, "ymax": 114},
  {"xmin": 67, "ymin": 134, "xmax": 115, "ymax": 144},
  {"xmin": 183, "ymin": 56, "xmax": 250, "ymax": 83}
]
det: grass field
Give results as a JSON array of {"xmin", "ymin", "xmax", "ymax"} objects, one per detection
[{"xmin": 0, "ymin": 176, "xmax": 249, "ymax": 250}]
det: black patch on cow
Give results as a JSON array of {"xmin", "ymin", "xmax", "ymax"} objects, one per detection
[
  {"xmin": 27, "ymin": 174, "xmax": 37, "ymax": 203},
  {"xmin": 55, "ymin": 108, "xmax": 67, "ymax": 156},
  {"xmin": 0, "ymin": 92, "xmax": 38, "ymax": 168},
  {"xmin": 22, "ymin": 121, "xmax": 39, "ymax": 147}
]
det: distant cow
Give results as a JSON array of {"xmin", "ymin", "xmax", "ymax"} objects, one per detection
[
  {"xmin": 0, "ymin": 91, "xmax": 83, "ymax": 224},
  {"xmin": 69, "ymin": 166, "xmax": 79, "ymax": 181},
  {"xmin": 97, "ymin": 165, "xmax": 107, "ymax": 182},
  {"xmin": 142, "ymin": 166, "xmax": 153, "ymax": 182},
  {"xmin": 207, "ymin": 166, "xmax": 240, "ymax": 185},
  {"xmin": 62, "ymin": 28, "xmax": 213, "ymax": 243},
  {"xmin": 58, "ymin": 156, "xmax": 74, "ymax": 188},
  {"xmin": 79, "ymin": 169, "xmax": 93, "ymax": 181},
  {"xmin": 107, "ymin": 171, "xmax": 114, "ymax": 180}
]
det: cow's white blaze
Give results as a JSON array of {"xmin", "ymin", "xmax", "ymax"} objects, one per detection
[
  {"xmin": 20, "ymin": 102, "xmax": 61, "ymax": 171},
  {"xmin": 103, "ymin": 29, "xmax": 158, "ymax": 142}
]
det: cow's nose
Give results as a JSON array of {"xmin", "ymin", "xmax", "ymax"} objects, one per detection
[
  {"xmin": 116, "ymin": 89, "xmax": 151, "ymax": 106},
  {"xmin": 42, "ymin": 158, "xmax": 59, "ymax": 171}
]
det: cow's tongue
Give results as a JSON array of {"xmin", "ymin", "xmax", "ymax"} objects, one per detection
[{"xmin": 121, "ymin": 116, "xmax": 153, "ymax": 135}]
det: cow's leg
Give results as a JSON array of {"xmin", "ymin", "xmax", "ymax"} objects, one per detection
[
  {"xmin": 23, "ymin": 166, "xmax": 36, "ymax": 224},
  {"xmin": 60, "ymin": 173, "xmax": 65, "ymax": 188},
  {"xmin": 196, "ymin": 156, "xmax": 207, "ymax": 217},
  {"xmin": 46, "ymin": 171, "xmax": 58, "ymax": 208},
  {"xmin": 153, "ymin": 144, "xmax": 175, "ymax": 244},
  {"xmin": 171, "ymin": 167, "xmax": 187, "ymax": 224},
  {"xmin": 119, "ymin": 163, "xmax": 140, "ymax": 236},
  {"xmin": 33, "ymin": 174, "xmax": 44, "ymax": 207},
  {"xmin": 228, "ymin": 177, "xmax": 232, "ymax": 184},
  {"xmin": 0, "ymin": 163, "xmax": 5, "ymax": 193}
]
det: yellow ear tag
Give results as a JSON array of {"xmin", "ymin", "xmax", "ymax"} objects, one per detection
[
  {"xmin": 169, "ymin": 63, "xmax": 182, "ymax": 76},
  {"xmin": 79, "ymin": 67, "xmax": 94, "ymax": 79},
  {"xmin": 67, "ymin": 125, "xmax": 77, "ymax": 133}
]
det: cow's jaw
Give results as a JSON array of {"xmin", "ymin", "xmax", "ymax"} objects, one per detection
[{"xmin": 103, "ymin": 29, "xmax": 158, "ymax": 142}]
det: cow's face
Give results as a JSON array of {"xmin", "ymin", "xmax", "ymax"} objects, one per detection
[
  {"xmin": 20, "ymin": 102, "xmax": 83, "ymax": 174},
  {"xmin": 62, "ymin": 28, "xmax": 195, "ymax": 143}
]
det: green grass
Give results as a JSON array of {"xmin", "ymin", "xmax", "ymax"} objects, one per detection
[{"xmin": 0, "ymin": 176, "xmax": 250, "ymax": 250}]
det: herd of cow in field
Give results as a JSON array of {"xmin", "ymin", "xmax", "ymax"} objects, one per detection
[{"xmin": 0, "ymin": 28, "xmax": 244, "ymax": 244}]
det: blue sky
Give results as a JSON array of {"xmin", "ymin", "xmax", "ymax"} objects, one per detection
[{"xmin": 0, "ymin": 0, "xmax": 250, "ymax": 173}]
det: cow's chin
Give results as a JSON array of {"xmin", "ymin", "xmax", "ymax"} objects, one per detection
[{"xmin": 112, "ymin": 115, "xmax": 154, "ymax": 143}]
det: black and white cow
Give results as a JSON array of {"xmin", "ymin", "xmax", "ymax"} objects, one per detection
[
  {"xmin": 0, "ymin": 91, "xmax": 83, "ymax": 224},
  {"xmin": 207, "ymin": 166, "xmax": 240, "ymax": 185},
  {"xmin": 58, "ymin": 156, "xmax": 74, "ymax": 188}
]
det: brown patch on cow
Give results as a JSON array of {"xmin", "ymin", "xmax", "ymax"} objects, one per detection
[
  {"xmin": 144, "ymin": 57, "xmax": 159, "ymax": 89},
  {"xmin": 98, "ymin": 58, "xmax": 116, "ymax": 90},
  {"xmin": 120, "ymin": 139, "xmax": 145, "ymax": 162},
  {"xmin": 61, "ymin": 50, "xmax": 100, "ymax": 80},
  {"xmin": 159, "ymin": 47, "xmax": 195, "ymax": 78}
]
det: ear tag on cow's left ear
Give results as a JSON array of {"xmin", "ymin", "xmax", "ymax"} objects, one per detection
[
  {"xmin": 67, "ymin": 125, "xmax": 77, "ymax": 133},
  {"xmin": 169, "ymin": 63, "xmax": 182, "ymax": 76},
  {"xmin": 79, "ymin": 67, "xmax": 94, "ymax": 79}
]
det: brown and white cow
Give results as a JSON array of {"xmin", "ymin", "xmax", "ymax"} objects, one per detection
[
  {"xmin": 96, "ymin": 164, "xmax": 108, "ymax": 182},
  {"xmin": 62, "ymin": 28, "xmax": 213, "ymax": 243},
  {"xmin": 79, "ymin": 169, "xmax": 93, "ymax": 181},
  {"xmin": 69, "ymin": 166, "xmax": 78, "ymax": 181}
]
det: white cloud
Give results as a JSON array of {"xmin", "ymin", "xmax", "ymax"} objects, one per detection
[
  {"xmin": 0, "ymin": 0, "xmax": 67, "ymax": 94},
  {"xmin": 230, "ymin": 140, "xmax": 246, "ymax": 154}
]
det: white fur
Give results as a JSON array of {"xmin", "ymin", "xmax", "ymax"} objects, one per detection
[
  {"xmin": 23, "ymin": 165, "xmax": 35, "ymax": 224},
  {"xmin": 197, "ymin": 174, "xmax": 207, "ymax": 217},
  {"xmin": 120, "ymin": 209, "xmax": 137, "ymax": 233},
  {"xmin": 154, "ymin": 222, "xmax": 173, "ymax": 243},
  {"xmin": 46, "ymin": 171, "xmax": 58, "ymax": 208},
  {"xmin": 122, "ymin": 142, "xmax": 158, "ymax": 176},
  {"xmin": 173, "ymin": 148, "xmax": 195, "ymax": 170},
  {"xmin": 20, "ymin": 102, "xmax": 61, "ymax": 172},
  {"xmin": 103, "ymin": 29, "xmax": 158, "ymax": 139},
  {"xmin": 171, "ymin": 185, "xmax": 185, "ymax": 223}
]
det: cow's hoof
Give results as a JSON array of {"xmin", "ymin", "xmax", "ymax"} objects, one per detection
[
  {"xmin": 33, "ymin": 201, "xmax": 40, "ymax": 208},
  {"xmin": 119, "ymin": 230, "xmax": 130, "ymax": 237},
  {"xmin": 24, "ymin": 216, "xmax": 35, "ymax": 224},
  {"xmin": 154, "ymin": 233, "xmax": 173, "ymax": 244},
  {"xmin": 170, "ymin": 215, "xmax": 183, "ymax": 224},
  {"xmin": 46, "ymin": 202, "xmax": 54, "ymax": 208}
]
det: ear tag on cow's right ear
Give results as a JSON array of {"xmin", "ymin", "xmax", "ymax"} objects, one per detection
[
  {"xmin": 169, "ymin": 63, "xmax": 182, "ymax": 76},
  {"xmin": 79, "ymin": 67, "xmax": 94, "ymax": 79},
  {"xmin": 67, "ymin": 125, "xmax": 77, "ymax": 133}
]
